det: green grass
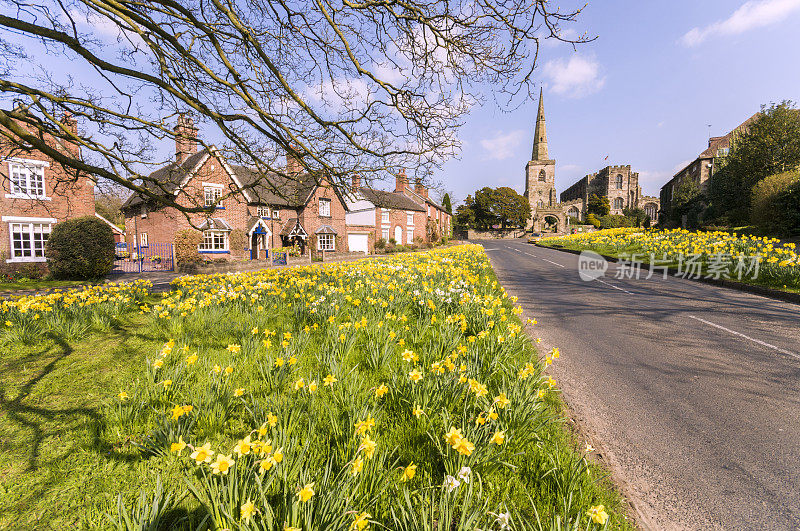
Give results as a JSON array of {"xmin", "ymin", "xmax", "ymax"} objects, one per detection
[
  {"xmin": 0, "ymin": 279, "xmax": 97, "ymax": 293},
  {"xmin": 0, "ymin": 249, "xmax": 633, "ymax": 530}
]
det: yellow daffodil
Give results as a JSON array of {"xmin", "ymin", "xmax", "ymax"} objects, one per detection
[
  {"xmin": 240, "ymin": 499, "xmax": 256, "ymax": 522},
  {"xmin": 170, "ymin": 435, "xmax": 186, "ymax": 454},
  {"xmin": 400, "ymin": 462, "xmax": 417, "ymax": 482},
  {"xmin": 323, "ymin": 374, "xmax": 337, "ymax": 386},
  {"xmin": 185, "ymin": 352, "xmax": 198, "ymax": 365},
  {"xmin": 409, "ymin": 368, "xmax": 423, "ymax": 383},
  {"xmin": 267, "ymin": 412, "xmax": 278, "ymax": 427},
  {"xmin": 375, "ymin": 384, "xmax": 388, "ymax": 398},
  {"xmin": 359, "ymin": 435, "xmax": 377, "ymax": 458},
  {"xmin": 308, "ymin": 380, "xmax": 318, "ymax": 393},
  {"xmin": 234, "ymin": 387, "xmax": 245, "ymax": 397},
  {"xmin": 211, "ymin": 453, "xmax": 235, "ymax": 475},
  {"xmin": 118, "ymin": 391, "xmax": 128, "ymax": 401},
  {"xmin": 352, "ymin": 511, "xmax": 370, "ymax": 530},
  {"xmin": 293, "ymin": 378, "xmax": 305, "ymax": 391},
  {"xmin": 297, "ymin": 482, "xmax": 315, "ymax": 502},
  {"xmin": 234, "ymin": 436, "xmax": 252, "ymax": 456},
  {"xmin": 588, "ymin": 505, "xmax": 609, "ymax": 525},
  {"xmin": 351, "ymin": 455, "xmax": 364, "ymax": 475},
  {"xmin": 490, "ymin": 430, "xmax": 505, "ymax": 445},
  {"xmin": 227, "ymin": 344, "xmax": 241, "ymax": 354},
  {"xmin": 412, "ymin": 405, "xmax": 424, "ymax": 418},
  {"xmin": 190, "ymin": 442, "xmax": 214, "ymax": 464}
]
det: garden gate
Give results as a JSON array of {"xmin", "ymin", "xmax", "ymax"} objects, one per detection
[{"xmin": 110, "ymin": 243, "xmax": 175, "ymax": 273}]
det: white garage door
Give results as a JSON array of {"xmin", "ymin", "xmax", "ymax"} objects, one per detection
[{"xmin": 348, "ymin": 233, "xmax": 369, "ymax": 254}]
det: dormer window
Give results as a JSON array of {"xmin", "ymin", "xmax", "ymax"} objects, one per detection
[{"xmin": 6, "ymin": 159, "xmax": 48, "ymax": 199}]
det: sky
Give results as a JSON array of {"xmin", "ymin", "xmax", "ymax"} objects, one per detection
[
  {"xmin": 3, "ymin": 0, "xmax": 800, "ymax": 205},
  {"xmin": 438, "ymin": 0, "xmax": 800, "ymax": 204}
]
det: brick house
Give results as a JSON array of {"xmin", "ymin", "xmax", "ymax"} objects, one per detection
[
  {"xmin": 0, "ymin": 113, "xmax": 96, "ymax": 270},
  {"xmin": 344, "ymin": 171, "xmax": 452, "ymax": 252},
  {"xmin": 121, "ymin": 116, "xmax": 350, "ymax": 260}
]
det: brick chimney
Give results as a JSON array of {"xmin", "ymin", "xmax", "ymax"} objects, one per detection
[
  {"xmin": 351, "ymin": 174, "xmax": 361, "ymax": 192},
  {"xmin": 284, "ymin": 145, "xmax": 303, "ymax": 175},
  {"xmin": 174, "ymin": 114, "xmax": 198, "ymax": 163},
  {"xmin": 395, "ymin": 168, "xmax": 409, "ymax": 193},
  {"xmin": 414, "ymin": 178, "xmax": 428, "ymax": 199}
]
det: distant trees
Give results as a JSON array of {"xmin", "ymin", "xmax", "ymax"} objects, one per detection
[
  {"xmin": 454, "ymin": 187, "xmax": 531, "ymax": 231},
  {"xmin": 667, "ymin": 178, "xmax": 705, "ymax": 229},
  {"xmin": 710, "ymin": 101, "xmax": 800, "ymax": 225},
  {"xmin": 441, "ymin": 193, "xmax": 453, "ymax": 215},
  {"xmin": 587, "ymin": 193, "xmax": 610, "ymax": 216}
]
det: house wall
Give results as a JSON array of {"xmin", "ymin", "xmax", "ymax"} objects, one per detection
[
  {"xmin": 1, "ymin": 138, "xmax": 95, "ymax": 267},
  {"xmin": 298, "ymin": 179, "xmax": 348, "ymax": 253}
]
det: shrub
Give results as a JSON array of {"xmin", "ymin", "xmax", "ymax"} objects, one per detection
[
  {"xmin": 375, "ymin": 238, "xmax": 387, "ymax": 250},
  {"xmin": 751, "ymin": 170, "xmax": 800, "ymax": 234},
  {"xmin": 585, "ymin": 213, "xmax": 601, "ymax": 228},
  {"xmin": 45, "ymin": 216, "xmax": 115, "ymax": 279},
  {"xmin": 229, "ymin": 229, "xmax": 246, "ymax": 253},
  {"xmin": 175, "ymin": 230, "xmax": 203, "ymax": 264}
]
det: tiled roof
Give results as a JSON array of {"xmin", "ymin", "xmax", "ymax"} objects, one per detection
[
  {"xmin": 315, "ymin": 224, "xmax": 337, "ymax": 234},
  {"xmin": 122, "ymin": 149, "xmax": 209, "ymax": 209},
  {"xmin": 197, "ymin": 218, "xmax": 232, "ymax": 231},
  {"xmin": 359, "ymin": 187, "xmax": 425, "ymax": 212},
  {"xmin": 232, "ymin": 165, "xmax": 318, "ymax": 207}
]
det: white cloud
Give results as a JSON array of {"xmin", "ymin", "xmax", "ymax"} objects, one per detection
[
  {"xmin": 680, "ymin": 0, "xmax": 800, "ymax": 47},
  {"xmin": 638, "ymin": 159, "xmax": 694, "ymax": 193},
  {"xmin": 480, "ymin": 130, "xmax": 526, "ymax": 160},
  {"xmin": 541, "ymin": 55, "xmax": 605, "ymax": 98}
]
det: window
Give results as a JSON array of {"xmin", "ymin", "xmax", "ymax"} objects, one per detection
[
  {"xmin": 273, "ymin": 210, "xmax": 280, "ymax": 219},
  {"xmin": 257, "ymin": 205, "xmax": 270, "ymax": 217},
  {"xmin": 615, "ymin": 175, "xmax": 623, "ymax": 189},
  {"xmin": 538, "ymin": 170, "xmax": 546, "ymax": 182},
  {"xmin": 319, "ymin": 198, "xmax": 331, "ymax": 217},
  {"xmin": 537, "ymin": 199, "xmax": 544, "ymax": 207},
  {"xmin": 9, "ymin": 222, "xmax": 51, "ymax": 260},
  {"xmin": 406, "ymin": 228, "xmax": 414, "ymax": 244},
  {"xmin": 139, "ymin": 233, "xmax": 148, "ymax": 247},
  {"xmin": 198, "ymin": 230, "xmax": 229, "ymax": 251},
  {"xmin": 7, "ymin": 161, "xmax": 46, "ymax": 198},
  {"xmin": 381, "ymin": 227, "xmax": 390, "ymax": 240},
  {"xmin": 381, "ymin": 209, "xmax": 390, "ymax": 224},
  {"xmin": 406, "ymin": 212, "xmax": 414, "ymax": 226},
  {"xmin": 613, "ymin": 197, "xmax": 624, "ymax": 210},
  {"xmin": 317, "ymin": 233, "xmax": 335, "ymax": 251},
  {"xmin": 204, "ymin": 185, "xmax": 222, "ymax": 207}
]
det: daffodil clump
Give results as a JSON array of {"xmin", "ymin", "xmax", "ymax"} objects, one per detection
[
  {"xmin": 103, "ymin": 245, "xmax": 617, "ymax": 530},
  {"xmin": 543, "ymin": 228, "xmax": 800, "ymax": 288},
  {"xmin": 0, "ymin": 280, "xmax": 151, "ymax": 341}
]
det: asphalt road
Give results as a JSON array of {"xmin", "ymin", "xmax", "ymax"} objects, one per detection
[{"xmin": 479, "ymin": 239, "xmax": 800, "ymax": 530}]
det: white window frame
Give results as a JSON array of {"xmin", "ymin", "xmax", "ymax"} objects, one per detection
[
  {"xmin": 381, "ymin": 208, "xmax": 390, "ymax": 224},
  {"xmin": 317, "ymin": 233, "xmax": 335, "ymax": 251},
  {"xmin": 256, "ymin": 205, "xmax": 270, "ymax": 217},
  {"xmin": 198, "ymin": 229, "xmax": 229, "ymax": 252},
  {"xmin": 406, "ymin": 212, "xmax": 414, "ymax": 226},
  {"xmin": 138, "ymin": 232, "xmax": 149, "ymax": 247},
  {"xmin": 381, "ymin": 227, "xmax": 390, "ymax": 240},
  {"xmin": 406, "ymin": 228, "xmax": 414, "ymax": 244},
  {"xmin": 204, "ymin": 184, "xmax": 223, "ymax": 207},
  {"xmin": 3, "ymin": 216, "xmax": 55, "ymax": 263},
  {"xmin": 5, "ymin": 159, "xmax": 50, "ymax": 200},
  {"xmin": 272, "ymin": 209, "xmax": 281, "ymax": 219},
  {"xmin": 319, "ymin": 198, "xmax": 331, "ymax": 217}
]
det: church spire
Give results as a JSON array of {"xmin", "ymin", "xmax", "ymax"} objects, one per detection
[{"xmin": 531, "ymin": 88, "xmax": 549, "ymax": 161}]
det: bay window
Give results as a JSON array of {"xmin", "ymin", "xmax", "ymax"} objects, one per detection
[
  {"xmin": 198, "ymin": 230, "xmax": 229, "ymax": 252},
  {"xmin": 317, "ymin": 233, "xmax": 335, "ymax": 251}
]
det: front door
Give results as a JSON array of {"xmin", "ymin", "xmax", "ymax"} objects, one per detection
[
  {"xmin": 250, "ymin": 234, "xmax": 258, "ymax": 260},
  {"xmin": 394, "ymin": 225, "xmax": 402, "ymax": 244}
]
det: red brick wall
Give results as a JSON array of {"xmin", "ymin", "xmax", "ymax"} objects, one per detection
[
  {"xmin": 298, "ymin": 179, "xmax": 348, "ymax": 253},
  {"xmin": 1, "ymin": 142, "xmax": 95, "ymax": 264}
]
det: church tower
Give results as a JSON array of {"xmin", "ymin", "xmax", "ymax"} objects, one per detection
[{"xmin": 525, "ymin": 89, "xmax": 557, "ymax": 221}]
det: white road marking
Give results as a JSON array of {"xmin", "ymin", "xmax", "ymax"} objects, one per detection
[
  {"xmin": 595, "ymin": 278, "xmax": 634, "ymax": 295},
  {"xmin": 541, "ymin": 257, "xmax": 566, "ymax": 268},
  {"xmin": 687, "ymin": 315, "xmax": 798, "ymax": 360}
]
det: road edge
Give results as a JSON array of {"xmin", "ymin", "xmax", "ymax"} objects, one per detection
[{"xmin": 535, "ymin": 243, "xmax": 800, "ymax": 306}]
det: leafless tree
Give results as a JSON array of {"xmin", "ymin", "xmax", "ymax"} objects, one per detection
[{"xmin": 0, "ymin": 0, "xmax": 590, "ymax": 213}]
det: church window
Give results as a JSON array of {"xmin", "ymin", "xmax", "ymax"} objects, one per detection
[
  {"xmin": 538, "ymin": 170, "xmax": 546, "ymax": 182},
  {"xmin": 613, "ymin": 197, "xmax": 624, "ymax": 210},
  {"xmin": 615, "ymin": 174, "xmax": 623, "ymax": 189},
  {"xmin": 537, "ymin": 199, "xmax": 544, "ymax": 208}
]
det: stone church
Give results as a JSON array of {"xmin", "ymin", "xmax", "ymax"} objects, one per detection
[{"xmin": 523, "ymin": 90, "xmax": 659, "ymax": 231}]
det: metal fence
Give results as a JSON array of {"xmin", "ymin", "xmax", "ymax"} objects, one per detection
[{"xmin": 110, "ymin": 243, "xmax": 175, "ymax": 273}]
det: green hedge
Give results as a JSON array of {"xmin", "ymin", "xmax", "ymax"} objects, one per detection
[{"xmin": 45, "ymin": 216, "xmax": 115, "ymax": 279}]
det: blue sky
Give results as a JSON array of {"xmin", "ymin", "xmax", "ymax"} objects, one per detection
[{"xmin": 439, "ymin": 0, "xmax": 800, "ymax": 204}]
